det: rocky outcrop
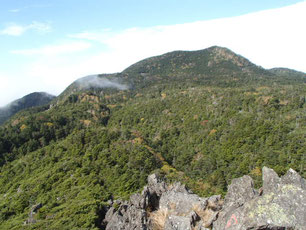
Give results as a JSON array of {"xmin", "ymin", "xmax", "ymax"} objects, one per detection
[
  {"xmin": 103, "ymin": 167, "xmax": 305, "ymax": 230},
  {"xmin": 213, "ymin": 167, "xmax": 306, "ymax": 230},
  {"xmin": 153, "ymin": 185, "xmax": 222, "ymax": 230},
  {"xmin": 103, "ymin": 174, "xmax": 222, "ymax": 230}
]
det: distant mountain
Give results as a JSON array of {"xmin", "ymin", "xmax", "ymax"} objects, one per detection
[
  {"xmin": 59, "ymin": 46, "xmax": 305, "ymax": 101},
  {"xmin": 122, "ymin": 46, "xmax": 268, "ymax": 80},
  {"xmin": 0, "ymin": 92, "xmax": 55, "ymax": 124},
  {"xmin": 269, "ymin": 67, "xmax": 306, "ymax": 78}
]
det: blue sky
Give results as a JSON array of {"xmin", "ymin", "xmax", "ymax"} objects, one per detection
[{"xmin": 0, "ymin": 0, "xmax": 305, "ymax": 106}]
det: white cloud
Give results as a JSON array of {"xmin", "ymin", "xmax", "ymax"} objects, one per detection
[
  {"xmin": 68, "ymin": 30, "xmax": 112, "ymax": 42},
  {"xmin": 9, "ymin": 9, "xmax": 21, "ymax": 13},
  {"xmin": 11, "ymin": 41, "xmax": 92, "ymax": 56},
  {"xmin": 1, "ymin": 25, "xmax": 27, "ymax": 36},
  {"xmin": 0, "ymin": 22, "xmax": 51, "ymax": 36}
]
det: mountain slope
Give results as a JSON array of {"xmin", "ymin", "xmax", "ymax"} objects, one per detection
[
  {"xmin": 269, "ymin": 67, "xmax": 306, "ymax": 77},
  {"xmin": 0, "ymin": 92, "xmax": 55, "ymax": 125},
  {"xmin": 121, "ymin": 46, "xmax": 303, "ymax": 89},
  {"xmin": 58, "ymin": 46, "xmax": 305, "ymax": 103},
  {"xmin": 122, "ymin": 46, "xmax": 266, "ymax": 80},
  {"xmin": 0, "ymin": 46, "xmax": 305, "ymax": 229},
  {"xmin": 269, "ymin": 67, "xmax": 306, "ymax": 83}
]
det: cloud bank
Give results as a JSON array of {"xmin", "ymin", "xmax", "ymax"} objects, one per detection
[{"xmin": 76, "ymin": 75, "xmax": 129, "ymax": 91}]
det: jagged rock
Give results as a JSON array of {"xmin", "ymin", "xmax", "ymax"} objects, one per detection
[
  {"xmin": 104, "ymin": 168, "xmax": 305, "ymax": 230},
  {"xmin": 262, "ymin": 166, "xmax": 281, "ymax": 193},
  {"xmin": 146, "ymin": 173, "xmax": 167, "ymax": 197},
  {"xmin": 213, "ymin": 167, "xmax": 306, "ymax": 230},
  {"xmin": 150, "ymin": 181, "xmax": 222, "ymax": 230},
  {"xmin": 103, "ymin": 206, "xmax": 116, "ymax": 224},
  {"xmin": 224, "ymin": 175, "xmax": 257, "ymax": 208},
  {"xmin": 159, "ymin": 183, "xmax": 205, "ymax": 216},
  {"xmin": 104, "ymin": 174, "xmax": 221, "ymax": 230},
  {"xmin": 281, "ymin": 168, "xmax": 306, "ymax": 189},
  {"xmin": 105, "ymin": 174, "xmax": 167, "ymax": 230},
  {"xmin": 105, "ymin": 199, "xmax": 147, "ymax": 230}
]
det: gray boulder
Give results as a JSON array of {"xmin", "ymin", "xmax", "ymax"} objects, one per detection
[
  {"xmin": 281, "ymin": 168, "xmax": 306, "ymax": 190},
  {"xmin": 105, "ymin": 173, "xmax": 167, "ymax": 230},
  {"xmin": 262, "ymin": 166, "xmax": 281, "ymax": 193},
  {"xmin": 153, "ymin": 182, "xmax": 222, "ymax": 229},
  {"xmin": 213, "ymin": 167, "xmax": 306, "ymax": 230},
  {"xmin": 224, "ymin": 175, "xmax": 257, "ymax": 208},
  {"xmin": 104, "ymin": 174, "xmax": 221, "ymax": 230}
]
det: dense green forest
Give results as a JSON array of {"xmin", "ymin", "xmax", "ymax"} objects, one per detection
[{"xmin": 0, "ymin": 46, "xmax": 305, "ymax": 229}]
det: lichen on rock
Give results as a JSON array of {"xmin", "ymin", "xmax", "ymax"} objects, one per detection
[{"xmin": 213, "ymin": 167, "xmax": 305, "ymax": 230}]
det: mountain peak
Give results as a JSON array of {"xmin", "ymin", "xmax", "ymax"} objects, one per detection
[
  {"xmin": 206, "ymin": 46, "xmax": 253, "ymax": 68},
  {"xmin": 123, "ymin": 45, "xmax": 257, "ymax": 74},
  {"xmin": 120, "ymin": 45, "xmax": 269, "ymax": 89},
  {"xmin": 0, "ymin": 92, "xmax": 55, "ymax": 124},
  {"xmin": 207, "ymin": 45, "xmax": 229, "ymax": 51},
  {"xmin": 59, "ymin": 46, "xmax": 302, "ymax": 100}
]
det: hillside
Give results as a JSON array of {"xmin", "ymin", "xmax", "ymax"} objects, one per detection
[
  {"xmin": 0, "ymin": 92, "xmax": 55, "ymax": 125},
  {"xmin": 0, "ymin": 46, "xmax": 305, "ymax": 229}
]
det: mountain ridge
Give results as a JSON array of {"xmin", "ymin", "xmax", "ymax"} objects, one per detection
[
  {"xmin": 0, "ymin": 92, "xmax": 55, "ymax": 125},
  {"xmin": 269, "ymin": 67, "xmax": 306, "ymax": 78},
  {"xmin": 57, "ymin": 46, "xmax": 305, "ymax": 101}
]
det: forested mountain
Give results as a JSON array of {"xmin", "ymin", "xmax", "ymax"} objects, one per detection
[
  {"xmin": 0, "ymin": 46, "xmax": 305, "ymax": 229},
  {"xmin": 269, "ymin": 67, "xmax": 306, "ymax": 78},
  {"xmin": 0, "ymin": 92, "xmax": 55, "ymax": 125}
]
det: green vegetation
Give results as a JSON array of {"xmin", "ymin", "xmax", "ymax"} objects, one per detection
[{"xmin": 0, "ymin": 46, "xmax": 305, "ymax": 229}]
